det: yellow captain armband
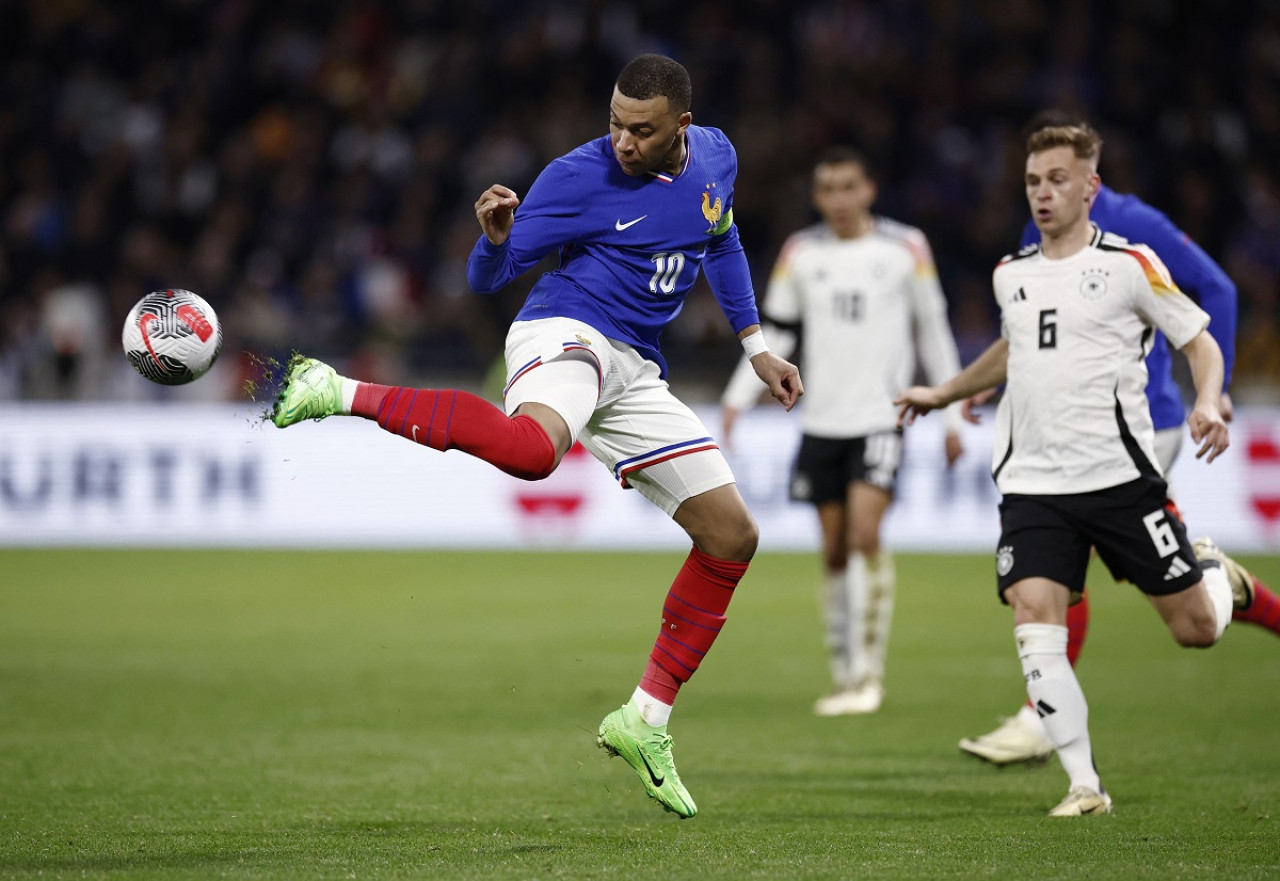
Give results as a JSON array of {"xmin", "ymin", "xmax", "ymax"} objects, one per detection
[{"xmin": 712, "ymin": 207, "xmax": 734, "ymax": 236}]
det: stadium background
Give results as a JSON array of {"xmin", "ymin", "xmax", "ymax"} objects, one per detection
[
  {"xmin": 2, "ymin": 6, "xmax": 1278, "ymax": 877},
  {"xmin": 0, "ymin": 0, "xmax": 1278, "ymax": 552}
]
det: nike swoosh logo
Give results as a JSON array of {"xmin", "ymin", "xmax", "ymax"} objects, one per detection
[
  {"xmin": 412, "ymin": 425, "xmax": 420, "ymax": 442},
  {"xmin": 138, "ymin": 312, "xmax": 163, "ymax": 367},
  {"xmin": 615, "ymin": 215, "xmax": 647, "ymax": 231},
  {"xmin": 638, "ymin": 752, "xmax": 665, "ymax": 787}
]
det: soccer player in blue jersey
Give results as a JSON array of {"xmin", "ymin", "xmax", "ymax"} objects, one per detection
[
  {"xmin": 959, "ymin": 112, "xmax": 1280, "ymax": 767},
  {"xmin": 270, "ymin": 54, "xmax": 803, "ymax": 819}
]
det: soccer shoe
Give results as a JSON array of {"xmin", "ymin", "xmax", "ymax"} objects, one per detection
[
  {"xmin": 271, "ymin": 355, "xmax": 343, "ymax": 428},
  {"xmin": 812, "ymin": 681, "xmax": 884, "ymax": 716},
  {"xmin": 1048, "ymin": 785, "xmax": 1113, "ymax": 817},
  {"xmin": 1192, "ymin": 536, "xmax": 1256, "ymax": 610},
  {"xmin": 959, "ymin": 715, "xmax": 1054, "ymax": 765},
  {"xmin": 597, "ymin": 703, "xmax": 697, "ymax": 818}
]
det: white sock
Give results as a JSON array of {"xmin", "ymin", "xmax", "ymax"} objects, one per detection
[
  {"xmin": 823, "ymin": 570, "xmax": 853, "ymax": 687},
  {"xmin": 339, "ymin": 377, "xmax": 359, "ymax": 414},
  {"xmin": 631, "ymin": 686, "xmax": 671, "ymax": 728},
  {"xmin": 1015, "ymin": 623, "xmax": 1101, "ymax": 793},
  {"xmin": 1200, "ymin": 563, "xmax": 1233, "ymax": 642},
  {"xmin": 845, "ymin": 552, "xmax": 870, "ymax": 685},
  {"xmin": 864, "ymin": 552, "xmax": 894, "ymax": 683}
]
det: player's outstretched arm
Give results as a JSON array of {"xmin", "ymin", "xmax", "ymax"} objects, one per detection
[
  {"xmin": 896, "ymin": 338, "xmax": 1009, "ymax": 427},
  {"xmin": 474, "ymin": 184, "xmax": 520, "ymax": 246},
  {"xmin": 1180, "ymin": 330, "xmax": 1229, "ymax": 462}
]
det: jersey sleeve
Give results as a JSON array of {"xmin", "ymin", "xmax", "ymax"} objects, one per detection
[
  {"xmin": 904, "ymin": 231, "xmax": 964, "ymax": 430},
  {"xmin": 1109, "ymin": 199, "xmax": 1237, "ymax": 387},
  {"xmin": 758, "ymin": 233, "xmax": 805, "ymax": 328},
  {"xmin": 466, "ymin": 158, "xmax": 589, "ymax": 294},
  {"xmin": 1124, "ymin": 244, "xmax": 1210, "ymax": 349},
  {"xmin": 702, "ymin": 210, "xmax": 761, "ymax": 333}
]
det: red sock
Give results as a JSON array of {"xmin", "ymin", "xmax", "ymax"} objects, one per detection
[
  {"xmin": 352, "ymin": 383, "xmax": 557, "ymax": 481},
  {"xmin": 1066, "ymin": 592, "xmax": 1089, "ymax": 667},
  {"xmin": 1233, "ymin": 579, "xmax": 1280, "ymax": 636},
  {"xmin": 640, "ymin": 546, "xmax": 748, "ymax": 705}
]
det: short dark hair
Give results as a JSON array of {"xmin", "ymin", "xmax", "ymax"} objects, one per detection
[
  {"xmin": 616, "ymin": 54, "xmax": 692, "ymax": 114},
  {"xmin": 814, "ymin": 145, "xmax": 872, "ymax": 179}
]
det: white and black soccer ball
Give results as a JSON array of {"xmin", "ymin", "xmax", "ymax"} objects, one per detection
[{"xmin": 122, "ymin": 288, "xmax": 223, "ymax": 385}]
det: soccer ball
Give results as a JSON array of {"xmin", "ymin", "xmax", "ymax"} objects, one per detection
[{"xmin": 122, "ymin": 289, "xmax": 223, "ymax": 385}]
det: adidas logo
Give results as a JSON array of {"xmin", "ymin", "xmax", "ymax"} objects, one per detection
[{"xmin": 1164, "ymin": 556, "xmax": 1193, "ymax": 580}]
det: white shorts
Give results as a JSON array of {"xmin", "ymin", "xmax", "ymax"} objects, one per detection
[{"xmin": 502, "ymin": 317, "xmax": 735, "ymax": 516}]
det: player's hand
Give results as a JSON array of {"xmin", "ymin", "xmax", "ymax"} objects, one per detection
[
  {"xmin": 751, "ymin": 352, "xmax": 803, "ymax": 411},
  {"xmin": 961, "ymin": 387, "xmax": 998, "ymax": 424},
  {"xmin": 1188, "ymin": 402, "xmax": 1229, "ymax": 463},
  {"xmin": 895, "ymin": 386, "xmax": 945, "ymax": 427},
  {"xmin": 721, "ymin": 407, "xmax": 740, "ymax": 453},
  {"xmin": 475, "ymin": 184, "xmax": 520, "ymax": 245},
  {"xmin": 944, "ymin": 431, "xmax": 964, "ymax": 468},
  {"xmin": 1219, "ymin": 390, "xmax": 1234, "ymax": 423}
]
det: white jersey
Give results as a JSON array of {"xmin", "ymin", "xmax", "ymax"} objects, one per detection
[
  {"xmin": 991, "ymin": 226, "xmax": 1210, "ymax": 495},
  {"xmin": 722, "ymin": 218, "xmax": 962, "ymax": 437}
]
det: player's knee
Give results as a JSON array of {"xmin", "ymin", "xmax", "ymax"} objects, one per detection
[
  {"xmin": 849, "ymin": 525, "xmax": 880, "ymax": 557},
  {"xmin": 1170, "ymin": 615, "xmax": 1218, "ymax": 648},
  {"xmin": 702, "ymin": 511, "xmax": 758, "ymax": 562},
  {"xmin": 505, "ymin": 457, "xmax": 558, "ymax": 481}
]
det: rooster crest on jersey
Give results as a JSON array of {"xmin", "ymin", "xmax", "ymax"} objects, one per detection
[{"xmin": 700, "ymin": 183, "xmax": 724, "ymax": 234}]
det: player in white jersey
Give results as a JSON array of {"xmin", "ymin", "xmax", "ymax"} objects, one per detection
[
  {"xmin": 896, "ymin": 123, "xmax": 1256, "ymax": 817},
  {"xmin": 721, "ymin": 147, "xmax": 964, "ymax": 715}
]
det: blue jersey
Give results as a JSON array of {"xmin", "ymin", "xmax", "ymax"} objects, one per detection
[
  {"xmin": 1020, "ymin": 185, "xmax": 1236, "ymax": 430},
  {"xmin": 467, "ymin": 125, "xmax": 758, "ymax": 377}
]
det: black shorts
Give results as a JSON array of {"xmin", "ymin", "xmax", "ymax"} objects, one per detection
[
  {"xmin": 994, "ymin": 476, "xmax": 1201, "ymax": 602},
  {"xmin": 789, "ymin": 431, "xmax": 903, "ymax": 506}
]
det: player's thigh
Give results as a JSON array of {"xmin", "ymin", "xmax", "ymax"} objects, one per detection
[
  {"xmin": 1085, "ymin": 477, "xmax": 1201, "ymax": 598},
  {"xmin": 995, "ymin": 495, "xmax": 1093, "ymax": 604},
  {"xmin": 580, "ymin": 357, "xmax": 734, "ymax": 518},
  {"xmin": 503, "ymin": 318, "xmax": 608, "ymax": 441}
]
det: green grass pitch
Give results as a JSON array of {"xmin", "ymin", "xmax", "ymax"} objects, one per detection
[{"xmin": 1, "ymin": 549, "xmax": 1276, "ymax": 880}]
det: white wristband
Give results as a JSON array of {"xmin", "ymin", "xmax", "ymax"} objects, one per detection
[{"xmin": 741, "ymin": 329, "xmax": 769, "ymax": 359}]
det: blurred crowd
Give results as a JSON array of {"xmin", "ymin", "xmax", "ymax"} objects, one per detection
[{"xmin": 1, "ymin": 0, "xmax": 1278, "ymax": 403}]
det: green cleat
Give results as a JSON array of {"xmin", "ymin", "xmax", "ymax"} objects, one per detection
[
  {"xmin": 597, "ymin": 703, "xmax": 697, "ymax": 818},
  {"xmin": 271, "ymin": 355, "xmax": 343, "ymax": 428}
]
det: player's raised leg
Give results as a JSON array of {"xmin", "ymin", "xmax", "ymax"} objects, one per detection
[{"xmin": 270, "ymin": 353, "xmax": 597, "ymax": 481}]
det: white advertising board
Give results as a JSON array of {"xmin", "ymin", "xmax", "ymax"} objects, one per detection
[{"xmin": 0, "ymin": 403, "xmax": 1277, "ymax": 552}]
